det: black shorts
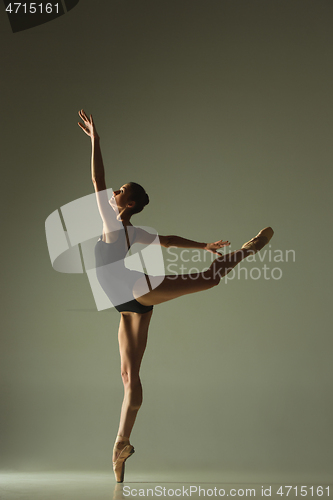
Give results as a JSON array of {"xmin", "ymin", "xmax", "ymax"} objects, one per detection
[{"xmin": 114, "ymin": 299, "xmax": 153, "ymax": 314}]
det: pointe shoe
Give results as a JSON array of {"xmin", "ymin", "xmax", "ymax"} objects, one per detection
[
  {"xmin": 242, "ymin": 227, "xmax": 274, "ymax": 254},
  {"xmin": 113, "ymin": 444, "xmax": 135, "ymax": 483}
]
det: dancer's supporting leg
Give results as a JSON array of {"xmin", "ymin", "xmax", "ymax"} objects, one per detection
[{"xmin": 113, "ymin": 309, "xmax": 153, "ymax": 464}]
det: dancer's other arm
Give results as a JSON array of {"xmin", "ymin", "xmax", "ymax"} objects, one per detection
[
  {"xmin": 165, "ymin": 235, "xmax": 230, "ymax": 254},
  {"xmin": 136, "ymin": 229, "xmax": 229, "ymax": 254}
]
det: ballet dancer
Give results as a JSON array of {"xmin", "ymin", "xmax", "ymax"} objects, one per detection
[{"xmin": 78, "ymin": 110, "xmax": 274, "ymax": 482}]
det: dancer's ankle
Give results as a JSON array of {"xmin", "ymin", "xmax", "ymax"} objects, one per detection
[
  {"xmin": 240, "ymin": 248, "xmax": 254, "ymax": 258},
  {"xmin": 113, "ymin": 435, "xmax": 130, "ymax": 462},
  {"xmin": 114, "ymin": 435, "xmax": 130, "ymax": 450}
]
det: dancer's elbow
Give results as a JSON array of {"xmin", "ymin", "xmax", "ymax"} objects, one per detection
[
  {"xmin": 92, "ymin": 176, "xmax": 106, "ymax": 191},
  {"xmin": 159, "ymin": 235, "xmax": 173, "ymax": 247}
]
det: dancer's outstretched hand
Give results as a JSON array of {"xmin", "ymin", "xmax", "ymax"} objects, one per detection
[
  {"xmin": 78, "ymin": 109, "xmax": 99, "ymax": 139},
  {"xmin": 205, "ymin": 240, "xmax": 230, "ymax": 254}
]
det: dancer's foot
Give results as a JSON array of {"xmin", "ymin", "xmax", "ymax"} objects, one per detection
[
  {"xmin": 112, "ymin": 436, "xmax": 135, "ymax": 483},
  {"xmin": 113, "ymin": 444, "xmax": 135, "ymax": 483},
  {"xmin": 242, "ymin": 227, "xmax": 274, "ymax": 254},
  {"xmin": 113, "ymin": 436, "xmax": 129, "ymax": 462}
]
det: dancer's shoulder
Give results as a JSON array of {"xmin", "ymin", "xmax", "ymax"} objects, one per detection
[{"xmin": 134, "ymin": 227, "xmax": 168, "ymax": 246}]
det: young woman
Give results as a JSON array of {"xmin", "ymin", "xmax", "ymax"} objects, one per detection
[{"xmin": 78, "ymin": 110, "xmax": 274, "ymax": 483}]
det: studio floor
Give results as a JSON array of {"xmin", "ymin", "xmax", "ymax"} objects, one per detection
[{"xmin": 0, "ymin": 472, "xmax": 331, "ymax": 500}]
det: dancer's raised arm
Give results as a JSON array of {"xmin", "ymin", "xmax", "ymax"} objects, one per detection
[
  {"xmin": 78, "ymin": 110, "xmax": 120, "ymax": 231},
  {"xmin": 78, "ymin": 109, "xmax": 106, "ymax": 190}
]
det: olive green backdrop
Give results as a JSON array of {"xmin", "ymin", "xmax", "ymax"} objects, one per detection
[{"xmin": 1, "ymin": 0, "xmax": 332, "ymax": 482}]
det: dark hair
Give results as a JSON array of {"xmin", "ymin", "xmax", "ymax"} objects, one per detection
[{"xmin": 127, "ymin": 182, "xmax": 149, "ymax": 215}]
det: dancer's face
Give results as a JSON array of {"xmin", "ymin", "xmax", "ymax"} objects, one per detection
[{"xmin": 109, "ymin": 184, "xmax": 134, "ymax": 211}]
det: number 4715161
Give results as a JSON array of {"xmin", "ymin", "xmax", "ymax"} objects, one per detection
[
  {"xmin": 6, "ymin": 3, "xmax": 60, "ymax": 14},
  {"xmin": 276, "ymin": 486, "xmax": 330, "ymax": 496}
]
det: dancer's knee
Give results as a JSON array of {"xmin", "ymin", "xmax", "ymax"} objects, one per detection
[
  {"xmin": 122, "ymin": 371, "xmax": 143, "ymax": 410},
  {"xmin": 211, "ymin": 273, "xmax": 221, "ymax": 287},
  {"xmin": 203, "ymin": 269, "xmax": 221, "ymax": 287},
  {"xmin": 129, "ymin": 380, "xmax": 143, "ymax": 410}
]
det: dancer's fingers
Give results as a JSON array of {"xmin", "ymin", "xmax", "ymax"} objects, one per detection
[
  {"xmin": 78, "ymin": 122, "xmax": 89, "ymax": 134},
  {"xmin": 90, "ymin": 115, "xmax": 96, "ymax": 129},
  {"xmin": 82, "ymin": 110, "xmax": 90, "ymax": 121},
  {"xmin": 79, "ymin": 109, "xmax": 89, "ymax": 122}
]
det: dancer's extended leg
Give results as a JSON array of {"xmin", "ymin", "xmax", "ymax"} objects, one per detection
[
  {"xmin": 135, "ymin": 227, "xmax": 274, "ymax": 307},
  {"xmin": 135, "ymin": 248, "xmax": 249, "ymax": 306}
]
